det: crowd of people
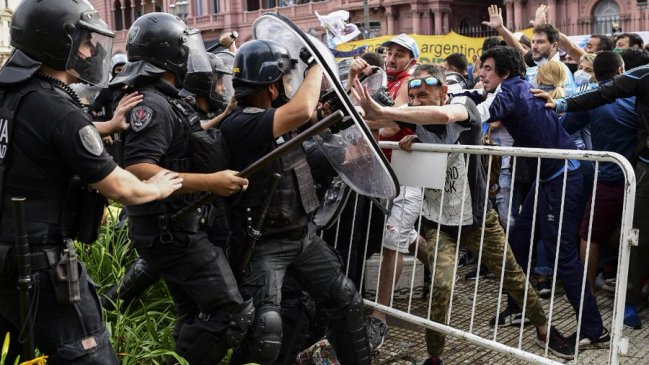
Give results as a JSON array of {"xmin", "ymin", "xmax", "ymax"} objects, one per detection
[{"xmin": 1, "ymin": 0, "xmax": 648, "ymax": 364}]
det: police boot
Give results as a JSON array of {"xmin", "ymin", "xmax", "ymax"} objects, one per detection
[
  {"xmin": 324, "ymin": 275, "xmax": 372, "ymax": 365},
  {"xmin": 100, "ymin": 258, "xmax": 161, "ymax": 310}
]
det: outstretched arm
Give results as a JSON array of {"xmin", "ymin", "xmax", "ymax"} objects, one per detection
[{"xmin": 482, "ymin": 5, "xmax": 526, "ymax": 55}]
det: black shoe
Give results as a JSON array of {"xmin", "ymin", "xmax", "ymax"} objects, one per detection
[
  {"xmin": 422, "ymin": 356, "xmax": 444, "ymax": 365},
  {"xmin": 536, "ymin": 326, "xmax": 575, "ymax": 359},
  {"xmin": 537, "ymin": 280, "xmax": 552, "ymax": 299},
  {"xmin": 366, "ymin": 316, "xmax": 388, "ymax": 352},
  {"xmin": 465, "ymin": 264, "xmax": 495, "ymax": 280},
  {"xmin": 489, "ymin": 306, "xmax": 532, "ymax": 328},
  {"xmin": 568, "ymin": 328, "xmax": 610, "ymax": 349},
  {"xmin": 457, "ymin": 248, "xmax": 475, "ymax": 268}
]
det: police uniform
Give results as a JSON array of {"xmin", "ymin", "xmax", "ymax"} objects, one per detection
[
  {"xmin": 123, "ymin": 77, "xmax": 252, "ymax": 364},
  {"xmin": 220, "ymin": 106, "xmax": 372, "ymax": 365},
  {"xmin": 0, "ymin": 74, "xmax": 119, "ymax": 364}
]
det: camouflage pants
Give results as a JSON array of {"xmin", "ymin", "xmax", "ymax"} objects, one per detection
[{"xmin": 424, "ymin": 209, "xmax": 546, "ymax": 357}]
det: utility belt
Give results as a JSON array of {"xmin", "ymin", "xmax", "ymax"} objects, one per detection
[
  {"xmin": 0, "ymin": 240, "xmax": 81, "ymax": 304},
  {"xmin": 129, "ymin": 208, "xmax": 204, "ymax": 245}
]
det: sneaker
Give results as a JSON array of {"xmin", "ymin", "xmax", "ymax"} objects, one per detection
[
  {"xmin": 457, "ymin": 248, "xmax": 475, "ymax": 268},
  {"xmin": 489, "ymin": 306, "xmax": 532, "ymax": 328},
  {"xmin": 568, "ymin": 328, "xmax": 610, "ymax": 349},
  {"xmin": 465, "ymin": 264, "xmax": 495, "ymax": 280},
  {"xmin": 536, "ymin": 326, "xmax": 575, "ymax": 360},
  {"xmin": 537, "ymin": 280, "xmax": 552, "ymax": 299},
  {"xmin": 624, "ymin": 305, "xmax": 642, "ymax": 330},
  {"xmin": 422, "ymin": 356, "xmax": 444, "ymax": 365},
  {"xmin": 366, "ymin": 316, "xmax": 388, "ymax": 352}
]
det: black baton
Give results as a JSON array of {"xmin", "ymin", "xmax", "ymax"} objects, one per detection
[
  {"xmin": 12, "ymin": 197, "xmax": 35, "ymax": 361},
  {"xmin": 172, "ymin": 110, "xmax": 344, "ymax": 222},
  {"xmin": 238, "ymin": 173, "xmax": 282, "ymax": 278}
]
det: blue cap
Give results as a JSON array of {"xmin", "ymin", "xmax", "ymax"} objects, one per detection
[{"xmin": 381, "ymin": 34, "xmax": 419, "ymax": 60}]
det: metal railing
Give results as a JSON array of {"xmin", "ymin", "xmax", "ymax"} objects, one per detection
[{"xmin": 331, "ymin": 142, "xmax": 636, "ymax": 365}]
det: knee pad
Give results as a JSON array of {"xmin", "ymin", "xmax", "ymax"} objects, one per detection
[
  {"xmin": 326, "ymin": 274, "xmax": 364, "ymax": 317},
  {"xmin": 175, "ymin": 300, "xmax": 254, "ymax": 365},
  {"xmin": 245, "ymin": 305, "xmax": 283, "ymax": 363}
]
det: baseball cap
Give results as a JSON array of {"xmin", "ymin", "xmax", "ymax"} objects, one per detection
[{"xmin": 381, "ymin": 34, "xmax": 419, "ymax": 60}]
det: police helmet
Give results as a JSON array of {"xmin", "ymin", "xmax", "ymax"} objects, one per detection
[
  {"xmin": 10, "ymin": 0, "xmax": 115, "ymax": 86},
  {"xmin": 126, "ymin": 12, "xmax": 211, "ymax": 83},
  {"xmin": 232, "ymin": 39, "xmax": 295, "ymax": 95}
]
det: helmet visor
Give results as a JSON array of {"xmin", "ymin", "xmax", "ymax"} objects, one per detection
[
  {"xmin": 185, "ymin": 32, "xmax": 212, "ymax": 74},
  {"xmin": 66, "ymin": 29, "xmax": 113, "ymax": 87},
  {"xmin": 211, "ymin": 72, "xmax": 234, "ymax": 103}
]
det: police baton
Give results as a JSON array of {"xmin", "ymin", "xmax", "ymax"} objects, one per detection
[
  {"xmin": 172, "ymin": 110, "xmax": 345, "ymax": 222},
  {"xmin": 11, "ymin": 197, "xmax": 35, "ymax": 360},
  {"xmin": 238, "ymin": 172, "xmax": 281, "ymax": 279}
]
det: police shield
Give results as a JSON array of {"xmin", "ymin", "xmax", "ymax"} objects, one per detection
[{"xmin": 252, "ymin": 13, "xmax": 399, "ymax": 199}]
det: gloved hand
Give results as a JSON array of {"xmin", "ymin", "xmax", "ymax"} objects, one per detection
[{"xmin": 299, "ymin": 47, "xmax": 317, "ymax": 71}]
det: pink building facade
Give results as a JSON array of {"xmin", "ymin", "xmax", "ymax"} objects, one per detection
[{"xmin": 90, "ymin": 0, "xmax": 649, "ymax": 54}]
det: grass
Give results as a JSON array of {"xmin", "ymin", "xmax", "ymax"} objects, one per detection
[{"xmin": 80, "ymin": 207, "xmax": 188, "ymax": 365}]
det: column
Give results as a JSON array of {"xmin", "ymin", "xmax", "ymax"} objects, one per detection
[
  {"xmin": 547, "ymin": 0, "xmax": 556, "ymax": 26},
  {"xmin": 411, "ymin": 5, "xmax": 421, "ymax": 34},
  {"xmin": 513, "ymin": 0, "xmax": 522, "ymax": 31},
  {"xmin": 442, "ymin": 8, "xmax": 449, "ymax": 34},
  {"xmin": 385, "ymin": 6, "xmax": 395, "ymax": 35},
  {"xmin": 567, "ymin": 0, "xmax": 579, "ymax": 35},
  {"xmin": 504, "ymin": 0, "xmax": 514, "ymax": 29},
  {"xmin": 421, "ymin": 9, "xmax": 432, "ymax": 35},
  {"xmin": 434, "ymin": 8, "xmax": 442, "ymax": 35}
]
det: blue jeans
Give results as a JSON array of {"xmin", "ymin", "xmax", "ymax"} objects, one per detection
[{"xmin": 507, "ymin": 170, "xmax": 604, "ymax": 339}]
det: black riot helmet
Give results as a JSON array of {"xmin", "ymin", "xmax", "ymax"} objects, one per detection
[
  {"xmin": 232, "ymin": 39, "xmax": 296, "ymax": 101},
  {"xmin": 126, "ymin": 12, "xmax": 211, "ymax": 84},
  {"xmin": 9, "ymin": 0, "xmax": 115, "ymax": 86},
  {"xmin": 184, "ymin": 53, "xmax": 232, "ymax": 112}
]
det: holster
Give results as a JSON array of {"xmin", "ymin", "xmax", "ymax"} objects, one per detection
[{"xmin": 50, "ymin": 239, "xmax": 80, "ymax": 304}]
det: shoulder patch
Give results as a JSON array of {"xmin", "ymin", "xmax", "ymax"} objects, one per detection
[
  {"xmin": 79, "ymin": 125, "xmax": 104, "ymax": 157},
  {"xmin": 130, "ymin": 105, "xmax": 154, "ymax": 132},
  {"xmin": 243, "ymin": 107, "xmax": 265, "ymax": 114}
]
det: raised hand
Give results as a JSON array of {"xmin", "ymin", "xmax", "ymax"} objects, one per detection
[
  {"xmin": 482, "ymin": 5, "xmax": 504, "ymax": 30},
  {"xmin": 529, "ymin": 4, "xmax": 548, "ymax": 27},
  {"xmin": 112, "ymin": 92, "xmax": 143, "ymax": 132}
]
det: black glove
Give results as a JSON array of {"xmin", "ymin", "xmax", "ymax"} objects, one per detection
[
  {"xmin": 372, "ymin": 87, "xmax": 395, "ymax": 107},
  {"xmin": 299, "ymin": 47, "xmax": 317, "ymax": 71}
]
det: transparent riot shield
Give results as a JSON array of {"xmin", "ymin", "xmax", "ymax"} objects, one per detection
[{"xmin": 252, "ymin": 13, "xmax": 399, "ymax": 199}]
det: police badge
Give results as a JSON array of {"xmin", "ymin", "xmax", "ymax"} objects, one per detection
[
  {"xmin": 79, "ymin": 125, "xmax": 104, "ymax": 156},
  {"xmin": 130, "ymin": 105, "xmax": 154, "ymax": 132}
]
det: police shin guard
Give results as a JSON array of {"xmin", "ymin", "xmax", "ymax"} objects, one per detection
[
  {"xmin": 324, "ymin": 275, "xmax": 372, "ymax": 365},
  {"xmin": 100, "ymin": 258, "xmax": 161, "ymax": 310},
  {"xmin": 176, "ymin": 299, "xmax": 255, "ymax": 365},
  {"xmin": 232, "ymin": 305, "xmax": 283, "ymax": 365}
]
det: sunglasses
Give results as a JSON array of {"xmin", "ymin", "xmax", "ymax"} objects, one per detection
[{"xmin": 408, "ymin": 76, "xmax": 443, "ymax": 89}]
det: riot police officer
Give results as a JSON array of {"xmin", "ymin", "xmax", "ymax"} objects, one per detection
[
  {"xmin": 110, "ymin": 13, "xmax": 254, "ymax": 364},
  {"xmin": 183, "ymin": 52, "xmax": 236, "ymax": 123},
  {"xmin": 0, "ymin": 1, "xmax": 182, "ymax": 363},
  {"xmin": 219, "ymin": 39, "xmax": 372, "ymax": 365}
]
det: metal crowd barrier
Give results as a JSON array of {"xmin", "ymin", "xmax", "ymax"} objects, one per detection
[{"xmin": 326, "ymin": 142, "xmax": 637, "ymax": 365}]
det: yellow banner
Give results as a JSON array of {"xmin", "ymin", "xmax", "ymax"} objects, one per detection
[{"xmin": 336, "ymin": 29, "xmax": 534, "ymax": 64}]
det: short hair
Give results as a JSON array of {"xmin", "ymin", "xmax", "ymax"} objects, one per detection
[
  {"xmin": 533, "ymin": 24, "xmax": 560, "ymax": 44},
  {"xmin": 590, "ymin": 35, "xmax": 615, "ymax": 51},
  {"xmin": 617, "ymin": 33, "xmax": 644, "ymax": 48},
  {"xmin": 580, "ymin": 53, "xmax": 596, "ymax": 65},
  {"xmin": 482, "ymin": 36, "xmax": 506, "ymax": 52},
  {"xmin": 412, "ymin": 64, "xmax": 447, "ymax": 83},
  {"xmin": 621, "ymin": 48, "xmax": 649, "ymax": 70},
  {"xmin": 444, "ymin": 53, "xmax": 468, "ymax": 73},
  {"xmin": 593, "ymin": 51, "xmax": 624, "ymax": 81},
  {"xmin": 480, "ymin": 46, "xmax": 527, "ymax": 78},
  {"xmin": 361, "ymin": 52, "xmax": 385, "ymax": 70}
]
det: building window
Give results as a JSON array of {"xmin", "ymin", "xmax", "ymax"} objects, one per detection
[
  {"xmin": 1, "ymin": 19, "xmax": 10, "ymax": 47},
  {"xmin": 194, "ymin": 0, "xmax": 203, "ymax": 16},
  {"xmin": 592, "ymin": 0, "xmax": 620, "ymax": 34},
  {"xmin": 113, "ymin": 0, "xmax": 123, "ymax": 31},
  {"xmin": 124, "ymin": 0, "xmax": 133, "ymax": 29},
  {"xmin": 212, "ymin": 0, "xmax": 219, "ymax": 13}
]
